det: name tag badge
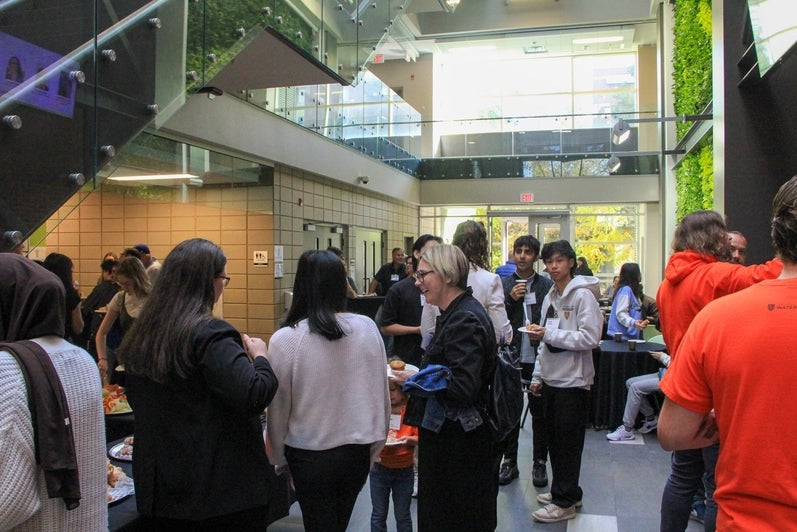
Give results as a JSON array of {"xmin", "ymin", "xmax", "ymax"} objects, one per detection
[
  {"xmin": 389, "ymin": 413, "xmax": 402, "ymax": 431},
  {"xmin": 545, "ymin": 317, "xmax": 561, "ymax": 331},
  {"xmin": 391, "ymin": 274, "xmax": 400, "ymax": 281},
  {"xmin": 524, "ymin": 292, "xmax": 537, "ymax": 305},
  {"xmin": 420, "ymin": 294, "xmax": 426, "ymax": 306}
]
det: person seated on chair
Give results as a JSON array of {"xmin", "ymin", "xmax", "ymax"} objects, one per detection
[{"xmin": 606, "ymin": 351, "xmax": 669, "ymax": 441}]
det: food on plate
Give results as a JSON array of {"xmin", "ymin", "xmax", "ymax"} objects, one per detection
[
  {"xmin": 123, "ymin": 435, "xmax": 134, "ymax": 446},
  {"xmin": 525, "ymin": 323, "xmax": 539, "ymax": 331},
  {"xmin": 102, "ymin": 384, "xmax": 132, "ymax": 414},
  {"xmin": 107, "ymin": 460, "xmax": 126, "ymax": 487},
  {"xmin": 389, "ymin": 359, "xmax": 406, "ymax": 371}
]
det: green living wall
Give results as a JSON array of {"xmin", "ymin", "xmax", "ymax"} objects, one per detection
[{"xmin": 672, "ymin": 0, "xmax": 713, "ymax": 220}]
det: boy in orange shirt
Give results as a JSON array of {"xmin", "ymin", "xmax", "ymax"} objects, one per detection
[{"xmin": 370, "ymin": 362, "xmax": 419, "ymax": 532}]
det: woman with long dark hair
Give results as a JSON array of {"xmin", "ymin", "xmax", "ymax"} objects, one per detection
[
  {"xmin": 119, "ymin": 238, "xmax": 278, "ymax": 529},
  {"xmin": 43, "ymin": 252, "xmax": 84, "ymax": 344},
  {"xmin": 266, "ymin": 250, "xmax": 390, "ymax": 532},
  {"xmin": 95, "ymin": 257, "xmax": 150, "ymax": 380},
  {"xmin": 606, "ymin": 262, "xmax": 646, "ymax": 340}
]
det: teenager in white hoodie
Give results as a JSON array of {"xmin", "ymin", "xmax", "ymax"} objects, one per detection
[{"xmin": 527, "ymin": 240, "xmax": 602, "ymax": 523}]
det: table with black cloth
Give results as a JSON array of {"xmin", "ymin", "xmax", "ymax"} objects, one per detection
[
  {"xmin": 591, "ymin": 340, "xmax": 665, "ymax": 429},
  {"xmin": 345, "ymin": 295, "xmax": 385, "ymax": 320},
  {"xmin": 106, "ymin": 436, "xmax": 292, "ymax": 531}
]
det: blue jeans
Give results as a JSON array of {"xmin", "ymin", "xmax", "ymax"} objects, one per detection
[
  {"xmin": 660, "ymin": 443, "xmax": 718, "ymax": 532},
  {"xmin": 370, "ymin": 462, "xmax": 414, "ymax": 532}
]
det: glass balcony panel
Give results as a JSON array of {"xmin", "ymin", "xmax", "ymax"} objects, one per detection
[{"xmin": 1, "ymin": 0, "xmax": 184, "ymax": 248}]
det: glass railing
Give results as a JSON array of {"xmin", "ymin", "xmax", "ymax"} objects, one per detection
[
  {"xmin": 0, "ymin": 0, "xmax": 189, "ymax": 250},
  {"xmin": 259, "ymin": 0, "xmax": 404, "ymax": 85}
]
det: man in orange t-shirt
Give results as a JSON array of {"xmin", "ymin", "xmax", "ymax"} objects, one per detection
[{"xmin": 659, "ymin": 175, "xmax": 797, "ymax": 530}]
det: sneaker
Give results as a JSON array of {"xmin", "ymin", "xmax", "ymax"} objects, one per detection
[
  {"xmin": 690, "ymin": 501, "xmax": 706, "ymax": 524},
  {"xmin": 606, "ymin": 425, "xmax": 635, "ymax": 441},
  {"xmin": 498, "ymin": 460, "xmax": 519, "ymax": 485},
  {"xmin": 532, "ymin": 503, "xmax": 576, "ymax": 523},
  {"xmin": 639, "ymin": 416, "xmax": 658, "ymax": 434},
  {"xmin": 532, "ymin": 460, "xmax": 548, "ymax": 487},
  {"xmin": 536, "ymin": 492, "xmax": 583, "ymax": 508},
  {"xmin": 412, "ymin": 471, "xmax": 418, "ymax": 498}
]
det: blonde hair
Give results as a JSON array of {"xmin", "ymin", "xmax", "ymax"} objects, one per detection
[{"xmin": 420, "ymin": 244, "xmax": 469, "ymax": 290}]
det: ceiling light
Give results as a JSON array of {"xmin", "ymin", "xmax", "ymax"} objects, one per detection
[
  {"xmin": 438, "ymin": 0, "xmax": 460, "ymax": 13},
  {"xmin": 447, "ymin": 45, "xmax": 496, "ymax": 54},
  {"xmin": 108, "ymin": 173, "xmax": 200, "ymax": 182},
  {"xmin": 607, "ymin": 155, "xmax": 621, "ymax": 173},
  {"xmin": 572, "ymin": 36, "xmax": 624, "ymax": 45},
  {"xmin": 612, "ymin": 119, "xmax": 632, "ymax": 145},
  {"xmin": 523, "ymin": 44, "xmax": 548, "ymax": 54}
]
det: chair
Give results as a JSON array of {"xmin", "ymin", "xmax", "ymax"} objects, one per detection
[{"xmin": 648, "ymin": 334, "xmax": 665, "ymax": 347}]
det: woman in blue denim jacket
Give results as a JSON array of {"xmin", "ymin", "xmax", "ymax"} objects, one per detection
[{"xmin": 405, "ymin": 244, "xmax": 498, "ymax": 531}]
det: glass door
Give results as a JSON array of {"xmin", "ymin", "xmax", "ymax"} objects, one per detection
[{"xmin": 489, "ymin": 210, "xmax": 571, "ymax": 272}]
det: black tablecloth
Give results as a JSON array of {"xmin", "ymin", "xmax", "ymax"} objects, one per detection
[
  {"xmin": 346, "ymin": 296, "xmax": 385, "ymax": 320},
  {"xmin": 592, "ymin": 340, "xmax": 665, "ymax": 429}
]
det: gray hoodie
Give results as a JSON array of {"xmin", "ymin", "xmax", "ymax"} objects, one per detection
[{"xmin": 532, "ymin": 275, "xmax": 602, "ymax": 389}]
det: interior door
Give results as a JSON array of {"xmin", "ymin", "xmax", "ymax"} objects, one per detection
[
  {"xmin": 489, "ymin": 210, "xmax": 571, "ymax": 272},
  {"xmin": 302, "ymin": 224, "xmax": 344, "ymax": 252},
  {"xmin": 353, "ymin": 228, "xmax": 384, "ymax": 291}
]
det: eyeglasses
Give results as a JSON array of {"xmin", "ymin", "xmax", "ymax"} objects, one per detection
[
  {"xmin": 413, "ymin": 270, "xmax": 434, "ymax": 282},
  {"xmin": 218, "ymin": 275, "xmax": 231, "ymax": 287}
]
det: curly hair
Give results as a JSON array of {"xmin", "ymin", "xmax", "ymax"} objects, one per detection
[
  {"xmin": 452, "ymin": 220, "xmax": 489, "ymax": 270},
  {"xmin": 672, "ymin": 210, "xmax": 731, "ymax": 261},
  {"xmin": 772, "ymin": 175, "xmax": 797, "ymax": 263}
]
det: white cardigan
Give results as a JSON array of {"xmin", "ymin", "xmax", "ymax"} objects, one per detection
[
  {"xmin": 0, "ymin": 336, "xmax": 107, "ymax": 531},
  {"xmin": 265, "ymin": 313, "xmax": 391, "ymax": 467}
]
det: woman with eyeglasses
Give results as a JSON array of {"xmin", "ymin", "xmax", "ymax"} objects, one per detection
[
  {"xmin": 420, "ymin": 220, "xmax": 512, "ymax": 345},
  {"xmin": 95, "ymin": 256, "xmax": 150, "ymax": 381},
  {"xmin": 119, "ymin": 238, "xmax": 278, "ymax": 529},
  {"xmin": 406, "ymin": 244, "xmax": 498, "ymax": 531},
  {"xmin": 266, "ymin": 250, "xmax": 390, "ymax": 532}
]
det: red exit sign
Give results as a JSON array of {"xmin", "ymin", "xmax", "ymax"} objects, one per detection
[{"xmin": 520, "ymin": 192, "xmax": 534, "ymax": 203}]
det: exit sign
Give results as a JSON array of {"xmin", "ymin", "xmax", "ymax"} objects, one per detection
[
  {"xmin": 373, "ymin": 54, "xmax": 384, "ymax": 64},
  {"xmin": 520, "ymin": 192, "xmax": 534, "ymax": 203}
]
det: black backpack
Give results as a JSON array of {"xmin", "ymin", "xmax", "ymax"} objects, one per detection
[{"xmin": 487, "ymin": 334, "xmax": 524, "ymax": 442}]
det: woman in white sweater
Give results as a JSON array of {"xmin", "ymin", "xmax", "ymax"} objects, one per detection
[{"xmin": 266, "ymin": 250, "xmax": 390, "ymax": 532}]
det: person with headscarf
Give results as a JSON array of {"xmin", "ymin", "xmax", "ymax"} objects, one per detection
[{"xmin": 0, "ymin": 254, "xmax": 107, "ymax": 530}]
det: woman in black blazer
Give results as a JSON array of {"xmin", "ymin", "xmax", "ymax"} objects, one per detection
[{"xmin": 120, "ymin": 238, "xmax": 278, "ymax": 529}]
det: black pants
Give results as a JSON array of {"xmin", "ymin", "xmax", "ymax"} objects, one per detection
[
  {"xmin": 286, "ymin": 443, "xmax": 371, "ymax": 532},
  {"xmin": 140, "ymin": 505, "xmax": 269, "ymax": 531},
  {"xmin": 501, "ymin": 362, "xmax": 548, "ymax": 463},
  {"xmin": 542, "ymin": 383, "xmax": 589, "ymax": 508}
]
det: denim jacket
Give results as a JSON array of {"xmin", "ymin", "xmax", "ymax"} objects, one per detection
[{"xmin": 404, "ymin": 289, "xmax": 496, "ymax": 433}]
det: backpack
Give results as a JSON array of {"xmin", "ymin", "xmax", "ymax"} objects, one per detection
[{"xmin": 487, "ymin": 334, "xmax": 524, "ymax": 442}]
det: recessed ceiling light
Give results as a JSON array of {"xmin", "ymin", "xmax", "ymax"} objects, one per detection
[{"xmin": 572, "ymin": 36, "xmax": 624, "ymax": 45}]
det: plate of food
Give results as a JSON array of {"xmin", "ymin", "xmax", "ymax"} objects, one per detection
[
  {"xmin": 103, "ymin": 384, "xmax": 132, "ymax": 415},
  {"xmin": 108, "ymin": 435, "xmax": 134, "ymax": 461},
  {"xmin": 106, "ymin": 460, "xmax": 134, "ymax": 505},
  {"xmin": 517, "ymin": 324, "xmax": 540, "ymax": 334}
]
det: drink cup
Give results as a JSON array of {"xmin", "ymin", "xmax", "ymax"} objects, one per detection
[
  {"xmin": 613, "ymin": 332, "xmax": 622, "ymax": 342},
  {"xmin": 628, "ymin": 339, "xmax": 638, "ymax": 351}
]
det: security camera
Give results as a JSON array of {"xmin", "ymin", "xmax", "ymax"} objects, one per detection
[{"xmin": 357, "ymin": 176, "xmax": 370, "ymax": 185}]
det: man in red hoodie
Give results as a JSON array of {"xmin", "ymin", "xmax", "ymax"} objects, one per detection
[{"xmin": 656, "ymin": 210, "xmax": 781, "ymax": 531}]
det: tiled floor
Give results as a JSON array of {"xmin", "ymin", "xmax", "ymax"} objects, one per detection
[{"xmin": 269, "ymin": 421, "xmax": 704, "ymax": 531}]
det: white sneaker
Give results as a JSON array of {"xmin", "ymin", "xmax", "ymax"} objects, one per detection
[
  {"xmin": 536, "ymin": 492, "xmax": 582, "ymax": 508},
  {"xmin": 532, "ymin": 503, "xmax": 576, "ymax": 523},
  {"xmin": 606, "ymin": 425, "xmax": 635, "ymax": 441},
  {"xmin": 639, "ymin": 416, "xmax": 658, "ymax": 434}
]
